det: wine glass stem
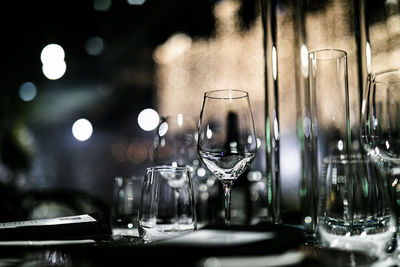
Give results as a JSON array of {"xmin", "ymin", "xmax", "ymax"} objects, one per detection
[
  {"xmin": 392, "ymin": 178, "xmax": 400, "ymax": 224},
  {"xmin": 223, "ymin": 183, "xmax": 233, "ymax": 226}
]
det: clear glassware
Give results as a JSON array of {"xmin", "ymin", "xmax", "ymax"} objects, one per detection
[
  {"xmin": 138, "ymin": 166, "xmax": 196, "ymax": 242},
  {"xmin": 307, "ymin": 49, "xmax": 351, "ymax": 237},
  {"xmin": 111, "ymin": 176, "xmax": 143, "ymax": 237},
  {"xmin": 261, "ymin": 0, "xmax": 366, "ymax": 231},
  {"xmin": 309, "ymin": 49, "xmax": 351, "ymax": 160},
  {"xmin": 197, "ymin": 89, "xmax": 257, "ymax": 226},
  {"xmin": 317, "ymin": 155, "xmax": 396, "ymax": 260},
  {"xmin": 361, "ymin": 69, "xmax": 400, "ymax": 223}
]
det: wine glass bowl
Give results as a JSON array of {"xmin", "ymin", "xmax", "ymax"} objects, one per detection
[
  {"xmin": 362, "ymin": 70, "xmax": 400, "ymax": 160},
  {"xmin": 361, "ymin": 69, "xmax": 400, "ymax": 223},
  {"xmin": 197, "ymin": 89, "xmax": 257, "ymax": 226},
  {"xmin": 361, "ymin": 70, "xmax": 400, "ymax": 168}
]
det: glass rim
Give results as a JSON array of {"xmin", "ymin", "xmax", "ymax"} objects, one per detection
[
  {"xmin": 373, "ymin": 69, "xmax": 400, "ymax": 84},
  {"xmin": 146, "ymin": 165, "xmax": 188, "ymax": 172},
  {"xmin": 204, "ymin": 89, "xmax": 249, "ymax": 100},
  {"xmin": 308, "ymin": 48, "xmax": 347, "ymax": 61}
]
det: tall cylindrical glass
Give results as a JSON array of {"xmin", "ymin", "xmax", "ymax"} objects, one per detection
[
  {"xmin": 261, "ymin": 0, "xmax": 365, "ymax": 233},
  {"xmin": 308, "ymin": 49, "xmax": 396, "ymax": 259},
  {"xmin": 308, "ymin": 49, "xmax": 351, "ymax": 243},
  {"xmin": 309, "ymin": 49, "xmax": 351, "ymax": 170}
]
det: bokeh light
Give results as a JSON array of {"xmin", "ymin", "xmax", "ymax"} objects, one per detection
[
  {"xmin": 127, "ymin": 141, "xmax": 148, "ymax": 164},
  {"xmin": 111, "ymin": 141, "xmax": 128, "ymax": 162},
  {"xmin": 41, "ymin": 43, "xmax": 67, "ymax": 80},
  {"xmin": 247, "ymin": 171, "xmax": 262, "ymax": 182},
  {"xmin": 85, "ymin": 36, "xmax": 105, "ymax": 56},
  {"xmin": 153, "ymin": 33, "xmax": 192, "ymax": 64},
  {"xmin": 127, "ymin": 0, "xmax": 146, "ymax": 5},
  {"xmin": 19, "ymin": 82, "xmax": 37, "ymax": 102},
  {"xmin": 138, "ymin": 108, "xmax": 159, "ymax": 131},
  {"xmin": 197, "ymin": 167, "xmax": 206, "ymax": 177},
  {"xmin": 72, "ymin": 119, "xmax": 93, "ymax": 141},
  {"xmin": 40, "ymin": 44, "xmax": 65, "ymax": 64},
  {"xmin": 42, "ymin": 60, "xmax": 67, "ymax": 80},
  {"xmin": 94, "ymin": 0, "xmax": 112, "ymax": 11}
]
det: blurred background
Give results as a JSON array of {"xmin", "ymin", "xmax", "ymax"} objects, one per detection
[{"xmin": 0, "ymin": 0, "xmax": 265, "ymax": 225}]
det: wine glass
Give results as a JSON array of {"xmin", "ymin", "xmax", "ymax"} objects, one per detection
[
  {"xmin": 361, "ymin": 70, "xmax": 400, "ymax": 218},
  {"xmin": 197, "ymin": 89, "xmax": 257, "ymax": 226}
]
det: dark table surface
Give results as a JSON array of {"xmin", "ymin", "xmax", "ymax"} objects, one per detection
[{"xmin": 0, "ymin": 222, "xmax": 394, "ymax": 267}]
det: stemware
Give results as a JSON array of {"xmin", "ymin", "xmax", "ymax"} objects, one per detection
[
  {"xmin": 197, "ymin": 89, "xmax": 257, "ymax": 226},
  {"xmin": 361, "ymin": 69, "xmax": 400, "ymax": 223}
]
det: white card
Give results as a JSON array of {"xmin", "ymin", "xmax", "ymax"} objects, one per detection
[{"xmin": 0, "ymin": 214, "xmax": 96, "ymax": 229}]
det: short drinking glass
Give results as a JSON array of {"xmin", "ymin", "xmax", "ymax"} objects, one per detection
[
  {"xmin": 317, "ymin": 155, "xmax": 396, "ymax": 258},
  {"xmin": 138, "ymin": 166, "xmax": 196, "ymax": 242}
]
